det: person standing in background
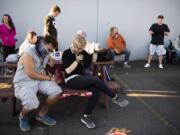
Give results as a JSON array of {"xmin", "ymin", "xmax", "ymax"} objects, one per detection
[
  {"xmin": 0, "ymin": 14, "xmax": 16, "ymax": 62},
  {"xmin": 44, "ymin": 5, "xmax": 61, "ymax": 41},
  {"xmin": 144, "ymin": 15, "xmax": 170, "ymax": 69}
]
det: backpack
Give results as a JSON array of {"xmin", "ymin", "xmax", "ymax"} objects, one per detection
[{"xmin": 96, "ymin": 49, "xmax": 114, "ymax": 62}]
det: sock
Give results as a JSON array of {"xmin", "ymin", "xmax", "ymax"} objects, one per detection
[
  {"xmin": 19, "ymin": 112, "xmax": 24, "ymax": 118},
  {"xmin": 124, "ymin": 62, "xmax": 128, "ymax": 65},
  {"xmin": 112, "ymin": 93, "xmax": 118, "ymax": 100},
  {"xmin": 84, "ymin": 114, "xmax": 90, "ymax": 117}
]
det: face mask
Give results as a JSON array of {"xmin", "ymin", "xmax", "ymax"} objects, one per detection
[{"xmin": 35, "ymin": 37, "xmax": 49, "ymax": 58}]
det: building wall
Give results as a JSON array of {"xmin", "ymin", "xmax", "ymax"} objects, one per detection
[
  {"xmin": 0, "ymin": 0, "xmax": 180, "ymax": 60},
  {"xmin": 98, "ymin": 0, "xmax": 180, "ymax": 60}
]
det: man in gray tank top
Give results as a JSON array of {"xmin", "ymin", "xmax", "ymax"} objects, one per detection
[{"xmin": 13, "ymin": 35, "xmax": 62, "ymax": 132}]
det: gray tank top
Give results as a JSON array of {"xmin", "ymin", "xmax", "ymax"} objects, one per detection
[{"xmin": 13, "ymin": 47, "xmax": 48, "ymax": 83}]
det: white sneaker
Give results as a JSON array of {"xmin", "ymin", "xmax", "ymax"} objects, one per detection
[
  {"xmin": 144, "ymin": 63, "xmax": 150, "ymax": 68},
  {"xmin": 123, "ymin": 64, "xmax": 131, "ymax": 68},
  {"xmin": 159, "ymin": 64, "xmax": 163, "ymax": 69}
]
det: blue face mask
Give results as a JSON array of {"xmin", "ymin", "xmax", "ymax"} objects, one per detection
[{"xmin": 35, "ymin": 37, "xmax": 49, "ymax": 58}]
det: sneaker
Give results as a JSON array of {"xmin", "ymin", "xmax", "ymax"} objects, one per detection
[
  {"xmin": 19, "ymin": 114, "xmax": 31, "ymax": 132},
  {"xmin": 123, "ymin": 64, "xmax": 131, "ymax": 68},
  {"xmin": 144, "ymin": 63, "xmax": 150, "ymax": 68},
  {"xmin": 159, "ymin": 64, "xmax": 163, "ymax": 69},
  {"xmin": 109, "ymin": 65, "xmax": 114, "ymax": 69},
  {"xmin": 7, "ymin": 68, "xmax": 13, "ymax": 73},
  {"xmin": 36, "ymin": 115, "xmax": 56, "ymax": 126},
  {"xmin": 112, "ymin": 94, "xmax": 129, "ymax": 107},
  {"xmin": 81, "ymin": 115, "xmax": 96, "ymax": 129}
]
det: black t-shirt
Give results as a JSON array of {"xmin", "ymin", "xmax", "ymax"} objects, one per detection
[
  {"xmin": 62, "ymin": 49, "xmax": 93, "ymax": 78},
  {"xmin": 44, "ymin": 15, "xmax": 57, "ymax": 39},
  {"xmin": 149, "ymin": 23, "xmax": 170, "ymax": 45}
]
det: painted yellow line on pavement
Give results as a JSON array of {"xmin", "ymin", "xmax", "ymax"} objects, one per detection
[
  {"xmin": 113, "ymin": 74, "xmax": 180, "ymax": 135},
  {"xmin": 127, "ymin": 93, "xmax": 180, "ymax": 98}
]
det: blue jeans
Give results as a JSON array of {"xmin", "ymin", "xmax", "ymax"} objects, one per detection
[
  {"xmin": 175, "ymin": 48, "xmax": 180, "ymax": 60},
  {"xmin": 111, "ymin": 49, "xmax": 131, "ymax": 62},
  {"xmin": 66, "ymin": 76, "xmax": 116, "ymax": 115}
]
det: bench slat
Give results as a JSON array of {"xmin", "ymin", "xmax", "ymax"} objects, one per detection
[{"xmin": 59, "ymin": 81, "xmax": 119, "ymax": 99}]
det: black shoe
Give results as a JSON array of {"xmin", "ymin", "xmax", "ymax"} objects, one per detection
[
  {"xmin": 81, "ymin": 115, "xmax": 96, "ymax": 129},
  {"xmin": 112, "ymin": 94, "xmax": 129, "ymax": 107}
]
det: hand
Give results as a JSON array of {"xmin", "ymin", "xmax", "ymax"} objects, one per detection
[
  {"xmin": 164, "ymin": 32, "xmax": 169, "ymax": 36},
  {"xmin": 50, "ymin": 75, "xmax": 56, "ymax": 82},
  {"xmin": 149, "ymin": 31, "xmax": 154, "ymax": 35},
  {"xmin": 41, "ymin": 70, "xmax": 47, "ymax": 75},
  {"xmin": 114, "ymin": 48, "xmax": 119, "ymax": 54},
  {"xmin": 92, "ymin": 53, "xmax": 98, "ymax": 62},
  {"xmin": 48, "ymin": 57, "xmax": 55, "ymax": 67},
  {"xmin": 76, "ymin": 54, "xmax": 83, "ymax": 62}
]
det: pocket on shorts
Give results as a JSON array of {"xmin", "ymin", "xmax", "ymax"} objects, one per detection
[
  {"xmin": 157, "ymin": 45, "xmax": 165, "ymax": 55},
  {"xmin": 149, "ymin": 44, "xmax": 157, "ymax": 55},
  {"xmin": 14, "ymin": 84, "xmax": 22, "ymax": 99}
]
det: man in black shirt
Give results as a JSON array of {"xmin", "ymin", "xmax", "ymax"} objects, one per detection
[
  {"xmin": 144, "ymin": 15, "xmax": 170, "ymax": 69},
  {"xmin": 62, "ymin": 34, "xmax": 129, "ymax": 129},
  {"xmin": 44, "ymin": 5, "xmax": 61, "ymax": 40}
]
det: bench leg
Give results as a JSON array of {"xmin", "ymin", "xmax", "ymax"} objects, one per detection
[
  {"xmin": 103, "ymin": 94, "xmax": 109, "ymax": 109},
  {"xmin": 12, "ymin": 97, "xmax": 17, "ymax": 116},
  {"xmin": 101, "ymin": 66, "xmax": 110, "ymax": 109}
]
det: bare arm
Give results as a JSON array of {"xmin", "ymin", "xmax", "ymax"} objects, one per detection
[
  {"xmin": 48, "ymin": 56, "xmax": 55, "ymax": 67},
  {"xmin": 43, "ymin": 16, "xmax": 50, "ymax": 36},
  {"xmin": 164, "ymin": 32, "xmax": 169, "ymax": 36},
  {"xmin": 65, "ymin": 55, "xmax": 83, "ymax": 74},
  {"xmin": 114, "ymin": 48, "xmax": 120, "ymax": 53},
  {"xmin": 65, "ymin": 61, "xmax": 79, "ymax": 74},
  {"xmin": 92, "ymin": 53, "xmax": 97, "ymax": 62},
  {"xmin": 44, "ymin": 26, "xmax": 50, "ymax": 36},
  {"xmin": 149, "ymin": 30, "xmax": 154, "ymax": 35},
  {"xmin": 21, "ymin": 53, "xmax": 51, "ymax": 81}
]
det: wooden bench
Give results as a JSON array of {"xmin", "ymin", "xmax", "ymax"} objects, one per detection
[
  {"xmin": 54, "ymin": 61, "xmax": 120, "ymax": 108},
  {"xmin": 59, "ymin": 81, "xmax": 119, "ymax": 99},
  {"xmin": 0, "ymin": 75, "xmax": 17, "ymax": 116},
  {"xmin": 0, "ymin": 61, "xmax": 120, "ymax": 116}
]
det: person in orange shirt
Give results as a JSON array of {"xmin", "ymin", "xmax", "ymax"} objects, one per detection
[{"xmin": 107, "ymin": 27, "xmax": 131, "ymax": 68}]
